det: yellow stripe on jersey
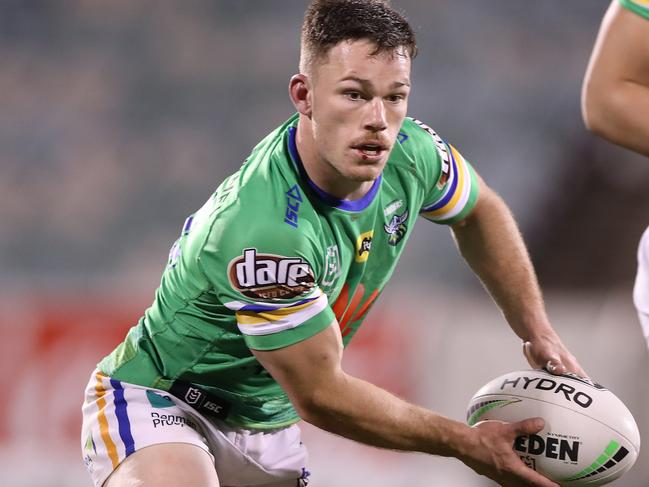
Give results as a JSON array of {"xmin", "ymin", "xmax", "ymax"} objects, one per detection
[
  {"xmin": 94, "ymin": 372, "xmax": 120, "ymax": 469},
  {"xmin": 236, "ymin": 298, "xmax": 317, "ymax": 324},
  {"xmin": 235, "ymin": 292, "xmax": 328, "ymax": 336},
  {"xmin": 420, "ymin": 144, "xmax": 472, "ymax": 221}
]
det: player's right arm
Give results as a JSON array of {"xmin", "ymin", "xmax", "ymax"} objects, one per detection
[
  {"xmin": 582, "ymin": 0, "xmax": 649, "ymax": 156},
  {"xmin": 251, "ymin": 322, "xmax": 559, "ymax": 487}
]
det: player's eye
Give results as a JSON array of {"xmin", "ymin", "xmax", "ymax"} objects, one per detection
[
  {"xmin": 344, "ymin": 91, "xmax": 363, "ymax": 101},
  {"xmin": 386, "ymin": 93, "xmax": 406, "ymax": 103}
]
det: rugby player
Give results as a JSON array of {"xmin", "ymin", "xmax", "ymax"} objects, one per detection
[
  {"xmin": 582, "ymin": 0, "xmax": 649, "ymax": 348},
  {"xmin": 82, "ymin": 1, "xmax": 585, "ymax": 486}
]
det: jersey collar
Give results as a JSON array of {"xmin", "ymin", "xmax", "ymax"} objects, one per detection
[{"xmin": 287, "ymin": 126, "xmax": 381, "ymax": 212}]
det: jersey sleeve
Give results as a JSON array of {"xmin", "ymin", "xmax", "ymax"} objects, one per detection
[
  {"xmin": 406, "ymin": 118, "xmax": 480, "ymax": 225},
  {"xmin": 199, "ymin": 212, "xmax": 335, "ymax": 351},
  {"xmin": 619, "ymin": 0, "xmax": 649, "ymax": 20}
]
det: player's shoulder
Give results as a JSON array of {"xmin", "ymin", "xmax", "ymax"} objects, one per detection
[
  {"xmin": 185, "ymin": 115, "xmax": 320, "ymax": 255},
  {"xmin": 200, "ymin": 185, "xmax": 323, "ymax": 304},
  {"xmin": 193, "ymin": 184, "xmax": 323, "ymax": 302},
  {"xmin": 398, "ymin": 117, "xmax": 449, "ymax": 162},
  {"xmin": 387, "ymin": 117, "xmax": 451, "ymax": 185},
  {"xmin": 619, "ymin": 0, "xmax": 649, "ymax": 20},
  {"xmin": 212, "ymin": 115, "xmax": 309, "ymax": 228}
]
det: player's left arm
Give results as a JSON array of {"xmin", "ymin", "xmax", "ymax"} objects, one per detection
[
  {"xmin": 582, "ymin": 0, "xmax": 649, "ymax": 156},
  {"xmin": 450, "ymin": 175, "xmax": 587, "ymax": 378}
]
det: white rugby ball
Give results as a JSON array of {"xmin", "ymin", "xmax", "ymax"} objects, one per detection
[{"xmin": 466, "ymin": 369, "xmax": 640, "ymax": 486}]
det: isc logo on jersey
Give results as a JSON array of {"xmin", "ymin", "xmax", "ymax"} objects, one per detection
[{"xmin": 228, "ymin": 248, "xmax": 315, "ymax": 299}]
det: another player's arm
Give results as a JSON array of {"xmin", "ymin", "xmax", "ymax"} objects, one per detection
[
  {"xmin": 582, "ymin": 1, "xmax": 649, "ymax": 156},
  {"xmin": 449, "ymin": 176, "xmax": 586, "ymax": 378},
  {"xmin": 251, "ymin": 322, "xmax": 559, "ymax": 487}
]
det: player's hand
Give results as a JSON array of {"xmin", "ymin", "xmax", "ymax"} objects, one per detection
[
  {"xmin": 461, "ymin": 418, "xmax": 559, "ymax": 487},
  {"xmin": 523, "ymin": 331, "xmax": 587, "ymax": 378}
]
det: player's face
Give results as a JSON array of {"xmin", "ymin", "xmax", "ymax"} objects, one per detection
[{"xmin": 308, "ymin": 40, "xmax": 411, "ymax": 188}]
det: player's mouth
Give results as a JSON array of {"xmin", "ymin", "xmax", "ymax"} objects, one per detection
[{"xmin": 351, "ymin": 141, "xmax": 389, "ymax": 162}]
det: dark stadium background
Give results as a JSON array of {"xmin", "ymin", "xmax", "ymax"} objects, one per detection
[{"xmin": 1, "ymin": 1, "xmax": 647, "ymax": 485}]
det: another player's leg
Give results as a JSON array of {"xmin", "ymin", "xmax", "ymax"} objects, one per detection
[
  {"xmin": 633, "ymin": 227, "xmax": 649, "ymax": 348},
  {"xmin": 104, "ymin": 443, "xmax": 219, "ymax": 487},
  {"xmin": 637, "ymin": 311, "xmax": 649, "ymax": 348}
]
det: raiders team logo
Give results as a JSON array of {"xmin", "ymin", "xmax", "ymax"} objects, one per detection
[
  {"xmin": 228, "ymin": 248, "xmax": 315, "ymax": 300},
  {"xmin": 384, "ymin": 210, "xmax": 409, "ymax": 246}
]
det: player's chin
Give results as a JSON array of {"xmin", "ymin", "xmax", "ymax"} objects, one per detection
[
  {"xmin": 345, "ymin": 157, "xmax": 388, "ymax": 181},
  {"xmin": 346, "ymin": 166, "xmax": 384, "ymax": 182}
]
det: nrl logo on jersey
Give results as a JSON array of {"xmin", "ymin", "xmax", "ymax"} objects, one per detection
[
  {"xmin": 228, "ymin": 248, "xmax": 315, "ymax": 300},
  {"xmin": 321, "ymin": 244, "xmax": 342, "ymax": 289},
  {"xmin": 384, "ymin": 209, "xmax": 409, "ymax": 246}
]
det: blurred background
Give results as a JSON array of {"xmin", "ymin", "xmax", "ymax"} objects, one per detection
[{"xmin": 1, "ymin": 1, "xmax": 648, "ymax": 486}]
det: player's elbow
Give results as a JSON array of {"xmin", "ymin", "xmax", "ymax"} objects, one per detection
[
  {"xmin": 293, "ymin": 396, "xmax": 327, "ymax": 426},
  {"xmin": 581, "ymin": 78, "xmax": 621, "ymax": 141},
  {"xmin": 292, "ymin": 389, "xmax": 333, "ymax": 425},
  {"xmin": 581, "ymin": 82, "xmax": 608, "ymax": 136},
  {"xmin": 581, "ymin": 100, "xmax": 601, "ymax": 135},
  {"xmin": 291, "ymin": 375, "xmax": 347, "ymax": 428}
]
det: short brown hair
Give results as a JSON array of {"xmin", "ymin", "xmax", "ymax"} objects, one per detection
[{"xmin": 300, "ymin": 0, "xmax": 417, "ymax": 73}]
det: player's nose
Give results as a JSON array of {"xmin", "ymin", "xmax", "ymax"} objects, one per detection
[{"xmin": 363, "ymin": 98, "xmax": 387, "ymax": 132}]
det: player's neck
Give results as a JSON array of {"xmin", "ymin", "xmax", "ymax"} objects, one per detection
[{"xmin": 294, "ymin": 119, "xmax": 374, "ymax": 201}]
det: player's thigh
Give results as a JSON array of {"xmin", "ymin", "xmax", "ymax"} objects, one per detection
[{"xmin": 105, "ymin": 442, "xmax": 219, "ymax": 487}]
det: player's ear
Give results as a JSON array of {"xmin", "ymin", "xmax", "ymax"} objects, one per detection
[{"xmin": 289, "ymin": 74, "xmax": 312, "ymax": 118}]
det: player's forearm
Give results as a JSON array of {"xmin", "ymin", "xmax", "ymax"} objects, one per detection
[
  {"xmin": 450, "ymin": 184, "xmax": 552, "ymax": 341},
  {"xmin": 582, "ymin": 80, "xmax": 649, "ymax": 156},
  {"xmin": 296, "ymin": 370, "xmax": 473, "ymax": 458},
  {"xmin": 253, "ymin": 325, "xmax": 476, "ymax": 458}
]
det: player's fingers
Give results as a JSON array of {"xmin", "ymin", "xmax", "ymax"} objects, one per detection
[
  {"xmin": 523, "ymin": 341, "xmax": 579, "ymax": 377},
  {"xmin": 522, "ymin": 341, "xmax": 539, "ymax": 368},
  {"xmin": 522, "ymin": 341, "xmax": 562, "ymax": 371},
  {"xmin": 545, "ymin": 359, "xmax": 566, "ymax": 376},
  {"xmin": 505, "ymin": 419, "xmax": 560, "ymax": 487},
  {"xmin": 560, "ymin": 355, "xmax": 588, "ymax": 379},
  {"xmin": 511, "ymin": 417, "xmax": 545, "ymax": 436}
]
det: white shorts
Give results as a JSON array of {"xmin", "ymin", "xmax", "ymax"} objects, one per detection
[{"xmin": 81, "ymin": 369, "xmax": 310, "ymax": 487}]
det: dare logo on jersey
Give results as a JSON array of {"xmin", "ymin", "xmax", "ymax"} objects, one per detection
[{"xmin": 228, "ymin": 248, "xmax": 316, "ymax": 299}]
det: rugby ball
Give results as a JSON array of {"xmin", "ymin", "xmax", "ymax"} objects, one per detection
[{"xmin": 466, "ymin": 369, "xmax": 640, "ymax": 486}]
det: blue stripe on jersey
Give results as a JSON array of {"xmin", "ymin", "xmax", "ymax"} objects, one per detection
[
  {"xmin": 287, "ymin": 127, "xmax": 381, "ymax": 212},
  {"xmin": 109, "ymin": 378, "xmax": 136, "ymax": 457},
  {"xmin": 182, "ymin": 215, "xmax": 194, "ymax": 235},
  {"xmin": 421, "ymin": 145, "xmax": 458, "ymax": 212},
  {"xmin": 240, "ymin": 296, "xmax": 319, "ymax": 312}
]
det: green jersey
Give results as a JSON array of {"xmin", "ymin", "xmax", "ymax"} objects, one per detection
[
  {"xmin": 620, "ymin": 0, "xmax": 649, "ymax": 19},
  {"xmin": 99, "ymin": 113, "xmax": 479, "ymax": 429}
]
